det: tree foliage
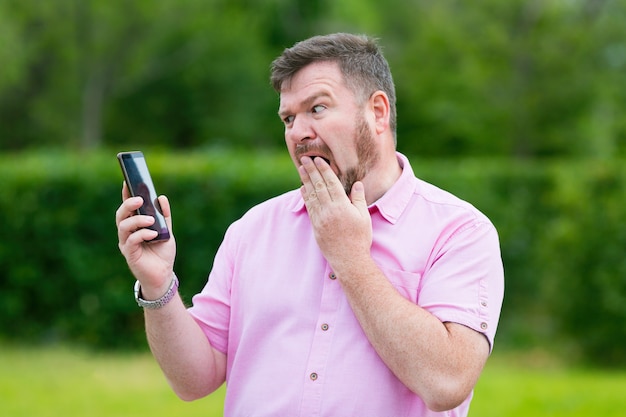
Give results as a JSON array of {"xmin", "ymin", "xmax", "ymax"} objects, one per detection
[{"xmin": 0, "ymin": 0, "xmax": 625, "ymax": 155}]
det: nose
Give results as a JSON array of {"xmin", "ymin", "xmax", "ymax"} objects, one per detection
[{"xmin": 286, "ymin": 116, "xmax": 316, "ymax": 144}]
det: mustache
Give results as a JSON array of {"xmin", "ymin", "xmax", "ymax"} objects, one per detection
[{"xmin": 294, "ymin": 143, "xmax": 332, "ymax": 161}]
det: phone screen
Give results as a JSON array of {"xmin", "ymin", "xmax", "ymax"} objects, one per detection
[{"xmin": 117, "ymin": 151, "xmax": 170, "ymax": 242}]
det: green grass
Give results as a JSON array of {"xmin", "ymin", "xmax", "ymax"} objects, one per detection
[
  {"xmin": 0, "ymin": 345, "xmax": 225, "ymax": 417},
  {"xmin": 3, "ymin": 345, "xmax": 626, "ymax": 416},
  {"xmin": 470, "ymin": 350, "xmax": 626, "ymax": 416}
]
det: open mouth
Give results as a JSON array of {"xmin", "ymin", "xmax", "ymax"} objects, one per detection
[
  {"xmin": 299, "ymin": 154, "xmax": 330, "ymax": 166},
  {"xmin": 295, "ymin": 145, "xmax": 332, "ymax": 168}
]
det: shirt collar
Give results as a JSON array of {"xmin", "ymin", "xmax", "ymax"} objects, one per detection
[
  {"xmin": 371, "ymin": 152, "xmax": 416, "ymax": 224},
  {"xmin": 290, "ymin": 152, "xmax": 417, "ymax": 225}
]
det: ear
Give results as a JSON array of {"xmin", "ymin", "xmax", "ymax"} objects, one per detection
[{"xmin": 368, "ymin": 91, "xmax": 390, "ymax": 135}]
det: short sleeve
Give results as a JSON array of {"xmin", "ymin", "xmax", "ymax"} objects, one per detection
[
  {"xmin": 418, "ymin": 221, "xmax": 504, "ymax": 350},
  {"xmin": 187, "ymin": 226, "xmax": 237, "ymax": 355}
]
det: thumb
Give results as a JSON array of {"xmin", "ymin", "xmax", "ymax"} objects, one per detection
[{"xmin": 349, "ymin": 181, "xmax": 368, "ymax": 212}]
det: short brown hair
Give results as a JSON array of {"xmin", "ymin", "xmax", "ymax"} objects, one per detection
[{"xmin": 270, "ymin": 33, "xmax": 397, "ymax": 136}]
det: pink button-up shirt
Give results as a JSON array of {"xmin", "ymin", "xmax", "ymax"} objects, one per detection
[{"xmin": 188, "ymin": 153, "xmax": 504, "ymax": 417}]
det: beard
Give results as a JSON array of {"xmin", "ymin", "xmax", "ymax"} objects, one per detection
[
  {"xmin": 295, "ymin": 113, "xmax": 378, "ymax": 196},
  {"xmin": 341, "ymin": 114, "xmax": 378, "ymax": 195}
]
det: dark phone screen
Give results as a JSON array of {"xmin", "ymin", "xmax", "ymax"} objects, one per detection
[{"xmin": 118, "ymin": 152, "xmax": 170, "ymax": 242}]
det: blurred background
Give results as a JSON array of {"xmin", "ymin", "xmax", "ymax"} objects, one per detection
[
  {"xmin": 1, "ymin": 0, "xmax": 625, "ymax": 157},
  {"xmin": 1, "ymin": 0, "xmax": 625, "ymax": 410}
]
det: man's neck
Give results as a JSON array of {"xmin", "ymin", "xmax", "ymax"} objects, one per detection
[{"xmin": 362, "ymin": 154, "xmax": 402, "ymax": 205}]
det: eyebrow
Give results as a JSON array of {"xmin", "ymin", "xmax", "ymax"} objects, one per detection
[{"xmin": 278, "ymin": 92, "xmax": 332, "ymax": 119}]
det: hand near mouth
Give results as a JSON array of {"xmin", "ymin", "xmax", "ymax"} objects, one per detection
[{"xmin": 298, "ymin": 156, "xmax": 373, "ymax": 272}]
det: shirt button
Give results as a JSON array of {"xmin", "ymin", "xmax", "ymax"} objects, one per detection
[
  {"xmin": 481, "ymin": 301, "xmax": 488, "ymax": 307},
  {"xmin": 329, "ymin": 272, "xmax": 337, "ymax": 280},
  {"xmin": 480, "ymin": 322, "xmax": 488, "ymax": 330},
  {"xmin": 310, "ymin": 372, "xmax": 318, "ymax": 381},
  {"xmin": 321, "ymin": 323, "xmax": 329, "ymax": 331}
]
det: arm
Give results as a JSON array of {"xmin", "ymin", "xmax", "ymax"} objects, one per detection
[
  {"xmin": 116, "ymin": 183, "xmax": 226, "ymax": 400},
  {"xmin": 143, "ymin": 292, "xmax": 226, "ymax": 401},
  {"xmin": 298, "ymin": 157, "xmax": 489, "ymax": 411},
  {"xmin": 334, "ymin": 257, "xmax": 489, "ymax": 411}
]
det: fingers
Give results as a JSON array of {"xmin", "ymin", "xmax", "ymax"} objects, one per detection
[
  {"xmin": 349, "ymin": 181, "xmax": 369, "ymax": 216},
  {"xmin": 115, "ymin": 190, "xmax": 154, "ymax": 243},
  {"xmin": 298, "ymin": 156, "xmax": 344, "ymax": 204},
  {"xmin": 350, "ymin": 181, "xmax": 366, "ymax": 203},
  {"xmin": 116, "ymin": 181, "xmax": 141, "ymax": 233},
  {"xmin": 116, "ymin": 188, "xmax": 176, "ymax": 247},
  {"xmin": 117, "ymin": 200, "xmax": 154, "ymax": 240},
  {"xmin": 115, "ymin": 195, "xmax": 143, "ymax": 227},
  {"xmin": 123, "ymin": 223, "xmax": 159, "ymax": 247},
  {"xmin": 122, "ymin": 181, "xmax": 130, "ymax": 200}
]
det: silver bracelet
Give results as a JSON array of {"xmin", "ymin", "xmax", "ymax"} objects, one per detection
[{"xmin": 134, "ymin": 274, "xmax": 179, "ymax": 309}]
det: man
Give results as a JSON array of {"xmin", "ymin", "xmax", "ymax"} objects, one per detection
[{"xmin": 116, "ymin": 33, "xmax": 504, "ymax": 417}]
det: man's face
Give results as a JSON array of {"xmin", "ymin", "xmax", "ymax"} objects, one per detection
[{"xmin": 278, "ymin": 61, "xmax": 379, "ymax": 195}]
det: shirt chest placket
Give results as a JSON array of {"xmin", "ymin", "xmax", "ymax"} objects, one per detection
[{"xmin": 298, "ymin": 266, "xmax": 343, "ymax": 417}]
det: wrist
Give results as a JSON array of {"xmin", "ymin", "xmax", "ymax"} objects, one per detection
[{"xmin": 134, "ymin": 274, "xmax": 179, "ymax": 309}]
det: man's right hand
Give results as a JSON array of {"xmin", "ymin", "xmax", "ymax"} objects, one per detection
[{"xmin": 115, "ymin": 181, "xmax": 177, "ymax": 299}]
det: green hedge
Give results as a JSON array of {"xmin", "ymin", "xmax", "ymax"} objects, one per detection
[{"xmin": 1, "ymin": 150, "xmax": 625, "ymax": 365}]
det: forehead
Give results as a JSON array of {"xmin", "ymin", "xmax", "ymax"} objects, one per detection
[{"xmin": 279, "ymin": 61, "xmax": 352, "ymax": 110}]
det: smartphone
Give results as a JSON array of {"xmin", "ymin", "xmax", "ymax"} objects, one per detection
[{"xmin": 117, "ymin": 151, "xmax": 170, "ymax": 242}]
